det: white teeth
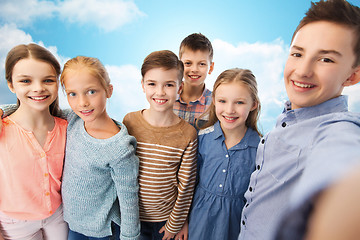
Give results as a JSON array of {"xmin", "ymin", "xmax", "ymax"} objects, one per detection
[
  {"xmin": 293, "ymin": 81, "xmax": 313, "ymax": 88},
  {"xmin": 155, "ymin": 99, "xmax": 166, "ymax": 103},
  {"xmin": 224, "ymin": 116, "xmax": 237, "ymax": 121},
  {"xmin": 81, "ymin": 110, "xmax": 92, "ymax": 113},
  {"xmin": 189, "ymin": 75, "xmax": 200, "ymax": 79},
  {"xmin": 30, "ymin": 96, "xmax": 47, "ymax": 100}
]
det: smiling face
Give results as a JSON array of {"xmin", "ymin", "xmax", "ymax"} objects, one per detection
[
  {"xmin": 64, "ymin": 69, "xmax": 111, "ymax": 124},
  {"xmin": 142, "ymin": 67, "xmax": 181, "ymax": 114},
  {"xmin": 8, "ymin": 58, "xmax": 58, "ymax": 114},
  {"xmin": 214, "ymin": 81, "xmax": 256, "ymax": 134},
  {"xmin": 180, "ymin": 48, "xmax": 214, "ymax": 88},
  {"xmin": 284, "ymin": 21, "xmax": 360, "ymax": 110}
]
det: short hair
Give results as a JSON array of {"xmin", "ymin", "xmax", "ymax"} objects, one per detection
[
  {"xmin": 141, "ymin": 50, "xmax": 184, "ymax": 83},
  {"xmin": 292, "ymin": 0, "xmax": 360, "ymax": 67},
  {"xmin": 5, "ymin": 43, "xmax": 61, "ymax": 116},
  {"xmin": 61, "ymin": 56, "xmax": 112, "ymax": 95},
  {"xmin": 179, "ymin": 33, "xmax": 213, "ymax": 62},
  {"xmin": 198, "ymin": 68, "xmax": 262, "ymax": 137}
]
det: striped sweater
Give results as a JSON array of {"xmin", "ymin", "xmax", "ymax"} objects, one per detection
[{"xmin": 123, "ymin": 110, "xmax": 197, "ymax": 234}]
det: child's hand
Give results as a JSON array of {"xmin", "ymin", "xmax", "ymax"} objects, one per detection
[
  {"xmin": 174, "ymin": 220, "xmax": 188, "ymax": 240},
  {"xmin": 159, "ymin": 225, "xmax": 176, "ymax": 240}
]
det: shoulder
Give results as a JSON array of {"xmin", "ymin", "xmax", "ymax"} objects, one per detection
[
  {"xmin": 123, "ymin": 111, "xmax": 141, "ymax": 125},
  {"xmin": 54, "ymin": 116, "xmax": 68, "ymax": 127},
  {"xmin": 198, "ymin": 124, "xmax": 215, "ymax": 136},
  {"xmin": 179, "ymin": 118, "xmax": 197, "ymax": 140}
]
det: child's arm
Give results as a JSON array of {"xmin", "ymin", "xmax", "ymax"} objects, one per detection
[
  {"xmin": 163, "ymin": 137, "xmax": 198, "ymax": 236},
  {"xmin": 159, "ymin": 226, "xmax": 176, "ymax": 240},
  {"xmin": 110, "ymin": 133, "xmax": 140, "ymax": 240},
  {"xmin": 305, "ymin": 167, "xmax": 360, "ymax": 240}
]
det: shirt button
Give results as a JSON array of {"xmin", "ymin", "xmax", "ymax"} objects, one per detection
[
  {"xmin": 219, "ymin": 184, "xmax": 223, "ymax": 188},
  {"xmin": 242, "ymin": 220, "xmax": 245, "ymax": 225},
  {"xmin": 222, "ymin": 169, "xmax": 226, "ymax": 173},
  {"xmin": 225, "ymin": 154, "xmax": 229, "ymax": 158},
  {"xmin": 44, "ymin": 173, "xmax": 49, "ymax": 177},
  {"xmin": 249, "ymin": 187, "xmax": 253, "ymax": 192},
  {"xmin": 41, "ymin": 152, "xmax": 46, "ymax": 158},
  {"xmin": 282, "ymin": 122, "xmax": 287, "ymax": 127},
  {"xmin": 246, "ymin": 203, "xmax": 249, "ymax": 207},
  {"xmin": 261, "ymin": 139, "xmax": 265, "ymax": 144},
  {"xmin": 45, "ymin": 192, "xmax": 50, "ymax": 196},
  {"xmin": 257, "ymin": 165, "xmax": 260, "ymax": 170}
]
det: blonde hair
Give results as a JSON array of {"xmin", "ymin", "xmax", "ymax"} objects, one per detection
[
  {"xmin": 60, "ymin": 56, "xmax": 111, "ymax": 95},
  {"xmin": 198, "ymin": 68, "xmax": 262, "ymax": 136},
  {"xmin": 5, "ymin": 43, "xmax": 61, "ymax": 117}
]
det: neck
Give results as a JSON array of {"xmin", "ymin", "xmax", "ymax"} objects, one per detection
[
  {"xmin": 84, "ymin": 112, "xmax": 119, "ymax": 139},
  {"xmin": 10, "ymin": 105, "xmax": 54, "ymax": 131},
  {"xmin": 181, "ymin": 83, "xmax": 205, "ymax": 104},
  {"xmin": 142, "ymin": 108, "xmax": 180, "ymax": 127},
  {"xmin": 222, "ymin": 124, "xmax": 247, "ymax": 150}
]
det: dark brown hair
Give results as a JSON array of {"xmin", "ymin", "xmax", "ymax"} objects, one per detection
[
  {"xmin": 292, "ymin": 0, "xmax": 360, "ymax": 67},
  {"xmin": 5, "ymin": 43, "xmax": 61, "ymax": 116},
  {"xmin": 179, "ymin": 33, "xmax": 213, "ymax": 62},
  {"xmin": 141, "ymin": 50, "xmax": 184, "ymax": 83}
]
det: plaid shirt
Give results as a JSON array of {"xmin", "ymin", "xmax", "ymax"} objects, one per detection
[{"xmin": 173, "ymin": 88, "xmax": 212, "ymax": 128}]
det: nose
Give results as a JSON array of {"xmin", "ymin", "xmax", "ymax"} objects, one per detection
[
  {"xmin": 156, "ymin": 85, "xmax": 165, "ymax": 96},
  {"xmin": 32, "ymin": 81, "xmax": 45, "ymax": 92},
  {"xmin": 78, "ymin": 95, "xmax": 89, "ymax": 107},
  {"xmin": 295, "ymin": 58, "xmax": 314, "ymax": 78},
  {"xmin": 225, "ymin": 103, "xmax": 235, "ymax": 114},
  {"xmin": 190, "ymin": 64, "xmax": 199, "ymax": 73}
]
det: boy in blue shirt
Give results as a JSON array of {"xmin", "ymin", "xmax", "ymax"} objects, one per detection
[{"xmin": 238, "ymin": 0, "xmax": 360, "ymax": 239}]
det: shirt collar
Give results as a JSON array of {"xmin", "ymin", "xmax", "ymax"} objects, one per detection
[
  {"xmin": 212, "ymin": 121, "xmax": 259, "ymax": 149},
  {"xmin": 177, "ymin": 87, "xmax": 211, "ymax": 105},
  {"xmin": 279, "ymin": 95, "xmax": 348, "ymax": 124}
]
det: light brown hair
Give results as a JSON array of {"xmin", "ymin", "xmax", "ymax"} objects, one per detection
[
  {"xmin": 198, "ymin": 68, "xmax": 262, "ymax": 137},
  {"xmin": 60, "ymin": 56, "xmax": 112, "ymax": 95}
]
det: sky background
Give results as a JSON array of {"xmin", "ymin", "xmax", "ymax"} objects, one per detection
[{"xmin": 1, "ymin": 0, "xmax": 359, "ymax": 134}]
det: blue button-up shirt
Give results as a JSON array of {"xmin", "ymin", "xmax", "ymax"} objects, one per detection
[{"xmin": 238, "ymin": 95, "xmax": 360, "ymax": 240}]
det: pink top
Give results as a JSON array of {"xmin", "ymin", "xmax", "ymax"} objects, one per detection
[{"xmin": 0, "ymin": 116, "xmax": 67, "ymax": 220}]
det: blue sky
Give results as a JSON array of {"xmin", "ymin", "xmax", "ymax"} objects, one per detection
[{"xmin": 1, "ymin": 0, "xmax": 359, "ymax": 133}]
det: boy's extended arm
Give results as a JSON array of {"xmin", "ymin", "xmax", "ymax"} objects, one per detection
[{"xmin": 305, "ymin": 167, "xmax": 360, "ymax": 240}]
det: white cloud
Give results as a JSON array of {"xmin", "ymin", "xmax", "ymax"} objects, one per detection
[
  {"xmin": 105, "ymin": 64, "xmax": 147, "ymax": 121},
  {"xmin": 0, "ymin": 0, "xmax": 56, "ymax": 26},
  {"xmin": 58, "ymin": 0, "xmax": 145, "ymax": 32},
  {"xmin": 0, "ymin": 0, "xmax": 144, "ymax": 32}
]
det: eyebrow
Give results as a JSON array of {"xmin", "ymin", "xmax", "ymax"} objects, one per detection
[{"xmin": 291, "ymin": 45, "xmax": 342, "ymax": 57}]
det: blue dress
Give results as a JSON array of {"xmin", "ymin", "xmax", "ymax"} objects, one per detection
[{"xmin": 188, "ymin": 121, "xmax": 260, "ymax": 240}]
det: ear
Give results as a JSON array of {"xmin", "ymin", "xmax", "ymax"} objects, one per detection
[
  {"xmin": 343, "ymin": 67, "xmax": 360, "ymax": 87},
  {"xmin": 106, "ymin": 84, "xmax": 113, "ymax": 98},
  {"xmin": 7, "ymin": 81, "xmax": 15, "ymax": 93},
  {"xmin": 251, "ymin": 101, "xmax": 258, "ymax": 112},
  {"xmin": 141, "ymin": 79, "xmax": 145, "ymax": 93},
  {"xmin": 178, "ymin": 81, "xmax": 184, "ymax": 94},
  {"xmin": 208, "ymin": 62, "xmax": 214, "ymax": 75}
]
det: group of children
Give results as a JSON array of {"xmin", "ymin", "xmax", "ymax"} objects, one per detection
[{"xmin": 1, "ymin": 0, "xmax": 360, "ymax": 240}]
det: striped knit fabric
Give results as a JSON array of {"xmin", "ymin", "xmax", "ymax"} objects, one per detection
[{"xmin": 123, "ymin": 110, "xmax": 197, "ymax": 234}]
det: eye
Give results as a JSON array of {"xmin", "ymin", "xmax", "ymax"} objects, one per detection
[
  {"xmin": 20, "ymin": 79, "xmax": 30, "ymax": 83},
  {"xmin": 236, "ymin": 101, "xmax": 244, "ymax": 105},
  {"xmin": 68, "ymin": 92, "xmax": 76, "ymax": 97},
  {"xmin": 320, "ymin": 58, "xmax": 334, "ymax": 63},
  {"xmin": 218, "ymin": 99, "xmax": 225, "ymax": 103},
  {"xmin": 200, "ymin": 62, "xmax": 207, "ymax": 67},
  {"xmin": 165, "ymin": 83, "xmax": 175, "ymax": 87},
  {"xmin": 87, "ymin": 90, "xmax": 96, "ymax": 95},
  {"xmin": 291, "ymin": 52, "xmax": 302, "ymax": 58},
  {"xmin": 184, "ymin": 62, "xmax": 191, "ymax": 66},
  {"xmin": 147, "ymin": 82, "xmax": 155, "ymax": 86},
  {"xmin": 44, "ymin": 78, "xmax": 56, "ymax": 83}
]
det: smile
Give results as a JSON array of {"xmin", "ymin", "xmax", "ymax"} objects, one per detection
[
  {"xmin": 189, "ymin": 75, "xmax": 201, "ymax": 80},
  {"xmin": 292, "ymin": 80, "xmax": 314, "ymax": 88},
  {"xmin": 223, "ymin": 116, "xmax": 238, "ymax": 121},
  {"xmin": 29, "ymin": 95, "xmax": 49, "ymax": 101},
  {"xmin": 154, "ymin": 99, "xmax": 167, "ymax": 104},
  {"xmin": 80, "ymin": 109, "xmax": 94, "ymax": 115}
]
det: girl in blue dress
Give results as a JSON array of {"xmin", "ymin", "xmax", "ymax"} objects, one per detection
[{"xmin": 188, "ymin": 68, "xmax": 262, "ymax": 240}]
